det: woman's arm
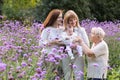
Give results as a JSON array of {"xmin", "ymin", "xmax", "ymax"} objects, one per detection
[
  {"xmin": 78, "ymin": 27, "xmax": 90, "ymax": 47},
  {"xmin": 80, "ymin": 42, "xmax": 95, "ymax": 57},
  {"xmin": 39, "ymin": 28, "xmax": 65, "ymax": 47},
  {"xmin": 75, "ymin": 37, "xmax": 95, "ymax": 57},
  {"xmin": 39, "ymin": 28, "xmax": 49, "ymax": 47}
]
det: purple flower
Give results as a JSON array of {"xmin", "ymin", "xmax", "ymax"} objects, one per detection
[
  {"xmin": 72, "ymin": 64, "xmax": 77, "ymax": 69},
  {"xmin": 0, "ymin": 63, "xmax": 7, "ymax": 72},
  {"xmin": 21, "ymin": 38, "xmax": 26, "ymax": 43},
  {"xmin": 116, "ymin": 37, "xmax": 120, "ymax": 41},
  {"xmin": 54, "ymin": 55, "xmax": 62, "ymax": 60},
  {"xmin": 28, "ymin": 58, "xmax": 32, "ymax": 62},
  {"xmin": 60, "ymin": 54, "xmax": 68, "ymax": 58},
  {"xmin": 69, "ymin": 64, "xmax": 77, "ymax": 69},
  {"xmin": 36, "ymin": 68, "xmax": 42, "ymax": 74},
  {"xmin": 48, "ymin": 57, "xmax": 56, "ymax": 63},
  {"xmin": 31, "ymin": 77, "xmax": 37, "ymax": 80},
  {"xmin": 107, "ymin": 66, "xmax": 113, "ymax": 70},
  {"xmin": 37, "ymin": 62, "xmax": 43, "ymax": 67},
  {"xmin": 59, "ymin": 46, "xmax": 64, "ymax": 50},
  {"xmin": 21, "ymin": 61, "xmax": 27, "ymax": 67},
  {"xmin": 16, "ymin": 66, "xmax": 21, "ymax": 72},
  {"xmin": 76, "ymin": 70, "xmax": 84, "ymax": 76},
  {"xmin": 52, "ymin": 47, "xmax": 57, "ymax": 53},
  {"xmin": 34, "ymin": 52, "xmax": 39, "ymax": 56},
  {"xmin": 17, "ymin": 71, "xmax": 26, "ymax": 78},
  {"xmin": 23, "ymin": 54, "xmax": 28, "ymax": 58},
  {"xmin": 40, "ymin": 24, "xmax": 44, "ymax": 30},
  {"xmin": 55, "ymin": 76, "xmax": 60, "ymax": 80},
  {"xmin": 0, "ymin": 15, "xmax": 4, "ymax": 19},
  {"xmin": 93, "ymin": 63, "xmax": 99, "ymax": 67}
]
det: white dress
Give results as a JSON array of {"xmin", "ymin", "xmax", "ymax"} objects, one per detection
[
  {"xmin": 39, "ymin": 27, "xmax": 63, "ymax": 54},
  {"xmin": 62, "ymin": 27, "xmax": 90, "ymax": 80}
]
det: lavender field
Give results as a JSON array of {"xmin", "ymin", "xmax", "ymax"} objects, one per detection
[{"xmin": 0, "ymin": 18, "xmax": 120, "ymax": 80}]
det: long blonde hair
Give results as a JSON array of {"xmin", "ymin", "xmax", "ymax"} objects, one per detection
[{"xmin": 63, "ymin": 10, "xmax": 80, "ymax": 29}]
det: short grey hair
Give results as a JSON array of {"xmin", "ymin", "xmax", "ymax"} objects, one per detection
[{"xmin": 91, "ymin": 27, "xmax": 105, "ymax": 39}]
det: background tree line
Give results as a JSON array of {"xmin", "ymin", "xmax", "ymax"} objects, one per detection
[{"xmin": 0, "ymin": 0, "xmax": 120, "ymax": 22}]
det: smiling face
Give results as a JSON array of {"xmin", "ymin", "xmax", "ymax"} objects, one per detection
[
  {"xmin": 68, "ymin": 17, "xmax": 77, "ymax": 27},
  {"xmin": 90, "ymin": 27, "xmax": 105, "ymax": 43},
  {"xmin": 56, "ymin": 13, "xmax": 63, "ymax": 26},
  {"xmin": 90, "ymin": 30, "xmax": 98, "ymax": 42}
]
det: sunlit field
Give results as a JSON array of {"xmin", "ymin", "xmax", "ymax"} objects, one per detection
[{"xmin": 0, "ymin": 18, "xmax": 120, "ymax": 80}]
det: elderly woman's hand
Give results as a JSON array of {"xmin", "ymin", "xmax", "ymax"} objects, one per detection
[
  {"xmin": 73, "ymin": 36, "xmax": 83, "ymax": 44},
  {"xmin": 70, "ymin": 36, "xmax": 81, "ymax": 49}
]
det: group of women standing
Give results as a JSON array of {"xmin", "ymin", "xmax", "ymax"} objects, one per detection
[{"xmin": 39, "ymin": 9, "xmax": 109, "ymax": 80}]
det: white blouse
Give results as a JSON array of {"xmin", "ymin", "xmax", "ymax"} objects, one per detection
[
  {"xmin": 39, "ymin": 27, "xmax": 63, "ymax": 54},
  {"xmin": 74, "ymin": 27, "xmax": 89, "ymax": 46},
  {"xmin": 87, "ymin": 40, "xmax": 109, "ymax": 78}
]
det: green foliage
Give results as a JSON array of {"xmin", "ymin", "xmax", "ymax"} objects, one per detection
[
  {"xmin": 108, "ymin": 67, "xmax": 120, "ymax": 80},
  {"xmin": 105, "ymin": 33, "xmax": 120, "ymax": 80},
  {"xmin": 35, "ymin": 0, "xmax": 120, "ymax": 22},
  {"xmin": 106, "ymin": 34, "xmax": 120, "ymax": 67},
  {"xmin": 2, "ymin": 0, "xmax": 37, "ymax": 20},
  {"xmin": 0, "ymin": 0, "xmax": 3, "ymax": 15},
  {"xmin": 89, "ymin": 0, "xmax": 120, "ymax": 21},
  {"xmin": 1, "ymin": 0, "xmax": 120, "ymax": 21},
  {"xmin": 34, "ymin": 0, "xmax": 92, "ymax": 21}
]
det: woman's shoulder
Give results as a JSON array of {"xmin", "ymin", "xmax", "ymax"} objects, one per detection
[
  {"xmin": 97, "ymin": 40, "xmax": 108, "ymax": 49},
  {"xmin": 61, "ymin": 31, "xmax": 67, "ymax": 36},
  {"xmin": 43, "ymin": 27, "xmax": 55, "ymax": 31},
  {"xmin": 101, "ymin": 40, "xmax": 108, "ymax": 46},
  {"xmin": 41, "ymin": 27, "xmax": 53, "ymax": 34},
  {"xmin": 79, "ymin": 27, "xmax": 85, "ymax": 31},
  {"xmin": 74, "ymin": 26, "xmax": 86, "ymax": 33}
]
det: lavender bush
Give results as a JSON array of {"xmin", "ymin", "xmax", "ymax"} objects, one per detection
[{"xmin": 0, "ymin": 18, "xmax": 120, "ymax": 80}]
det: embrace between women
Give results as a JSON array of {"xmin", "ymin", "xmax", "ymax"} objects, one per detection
[{"xmin": 39, "ymin": 9, "xmax": 109, "ymax": 80}]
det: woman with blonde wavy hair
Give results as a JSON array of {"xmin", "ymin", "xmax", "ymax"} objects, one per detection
[{"xmin": 62, "ymin": 10, "xmax": 89, "ymax": 80}]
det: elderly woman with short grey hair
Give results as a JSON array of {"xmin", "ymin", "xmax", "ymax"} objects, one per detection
[{"xmin": 76, "ymin": 27, "xmax": 109, "ymax": 80}]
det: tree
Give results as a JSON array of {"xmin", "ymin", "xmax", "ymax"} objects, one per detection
[
  {"xmin": 0, "ymin": 0, "xmax": 3, "ymax": 15},
  {"xmin": 35, "ymin": 0, "xmax": 120, "ymax": 21},
  {"xmin": 89, "ymin": 0, "xmax": 120, "ymax": 21},
  {"xmin": 2, "ymin": 0, "xmax": 38, "ymax": 20},
  {"xmin": 34, "ymin": 0, "xmax": 92, "ymax": 22}
]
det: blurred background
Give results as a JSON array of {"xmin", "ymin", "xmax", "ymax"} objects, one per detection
[{"xmin": 0, "ymin": 0, "xmax": 120, "ymax": 22}]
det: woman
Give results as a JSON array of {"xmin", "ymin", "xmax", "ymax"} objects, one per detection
[
  {"xmin": 77, "ymin": 27, "xmax": 109, "ymax": 80},
  {"xmin": 62, "ymin": 10, "xmax": 89, "ymax": 80},
  {"xmin": 39, "ymin": 9, "xmax": 63, "ymax": 54}
]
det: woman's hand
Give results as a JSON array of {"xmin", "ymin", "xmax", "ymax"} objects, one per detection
[
  {"xmin": 48, "ymin": 38, "xmax": 65, "ymax": 46},
  {"xmin": 74, "ymin": 36, "xmax": 83, "ymax": 44},
  {"xmin": 50, "ymin": 39, "xmax": 61, "ymax": 45},
  {"xmin": 70, "ymin": 36, "xmax": 83, "ymax": 49}
]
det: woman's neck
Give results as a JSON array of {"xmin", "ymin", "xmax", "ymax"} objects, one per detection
[{"xmin": 53, "ymin": 23, "xmax": 59, "ymax": 28}]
